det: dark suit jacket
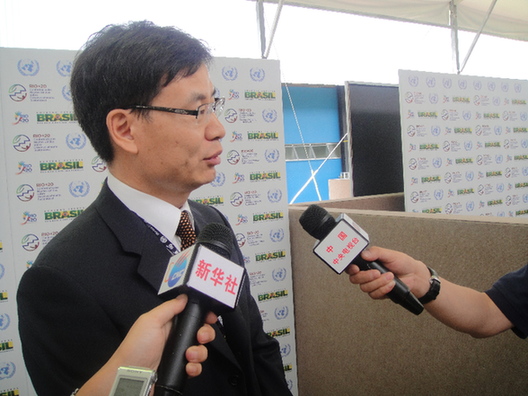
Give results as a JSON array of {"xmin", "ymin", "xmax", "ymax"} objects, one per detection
[{"xmin": 17, "ymin": 182, "xmax": 291, "ymax": 396}]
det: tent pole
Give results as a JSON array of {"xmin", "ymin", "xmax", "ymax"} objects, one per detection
[
  {"xmin": 449, "ymin": 1, "xmax": 460, "ymax": 74},
  {"xmin": 263, "ymin": 0, "xmax": 285, "ymax": 59},
  {"xmin": 257, "ymin": 0, "xmax": 267, "ymax": 58},
  {"xmin": 459, "ymin": 0, "xmax": 498, "ymax": 73}
]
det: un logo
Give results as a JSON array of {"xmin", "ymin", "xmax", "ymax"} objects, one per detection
[
  {"xmin": 62, "ymin": 85, "xmax": 72, "ymax": 101},
  {"xmin": 250, "ymin": 67, "xmax": 265, "ymax": 82},
  {"xmin": 408, "ymin": 75, "xmax": 419, "ymax": 87},
  {"xmin": 0, "ymin": 314, "xmax": 10, "ymax": 331},
  {"xmin": 280, "ymin": 343, "xmax": 291, "ymax": 358},
  {"xmin": 272, "ymin": 267, "xmax": 287, "ymax": 282},
  {"xmin": 262, "ymin": 109, "xmax": 277, "ymax": 123},
  {"xmin": 429, "ymin": 93, "xmax": 438, "ymax": 105},
  {"xmin": 265, "ymin": 149, "xmax": 279, "ymax": 163},
  {"xmin": 267, "ymin": 189, "xmax": 282, "ymax": 203},
  {"xmin": 56, "ymin": 60, "xmax": 72, "ymax": 77},
  {"xmin": 0, "ymin": 362, "xmax": 16, "ymax": 380},
  {"xmin": 269, "ymin": 228, "xmax": 284, "ymax": 243},
  {"xmin": 222, "ymin": 66, "xmax": 238, "ymax": 81},
  {"xmin": 275, "ymin": 306, "xmax": 289, "ymax": 320},
  {"xmin": 210, "ymin": 172, "xmax": 226, "ymax": 187},
  {"xmin": 18, "ymin": 59, "xmax": 40, "ymax": 76},
  {"xmin": 69, "ymin": 181, "xmax": 90, "ymax": 198},
  {"xmin": 66, "ymin": 133, "xmax": 87, "ymax": 150},
  {"xmin": 426, "ymin": 77, "xmax": 436, "ymax": 88}
]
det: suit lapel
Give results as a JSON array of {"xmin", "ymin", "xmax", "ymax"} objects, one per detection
[
  {"xmin": 94, "ymin": 182, "xmax": 172, "ymax": 293},
  {"xmin": 96, "ymin": 186, "xmax": 242, "ymax": 368}
]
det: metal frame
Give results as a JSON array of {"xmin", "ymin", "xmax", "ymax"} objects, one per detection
[{"xmin": 450, "ymin": 0, "xmax": 498, "ymax": 74}]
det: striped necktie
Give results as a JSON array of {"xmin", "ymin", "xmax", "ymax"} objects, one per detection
[{"xmin": 176, "ymin": 211, "xmax": 196, "ymax": 250}]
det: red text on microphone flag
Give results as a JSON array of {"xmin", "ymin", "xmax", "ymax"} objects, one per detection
[
  {"xmin": 332, "ymin": 238, "xmax": 361, "ymax": 265},
  {"xmin": 196, "ymin": 259, "xmax": 240, "ymax": 295}
]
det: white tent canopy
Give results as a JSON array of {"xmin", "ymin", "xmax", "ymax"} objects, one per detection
[{"xmin": 254, "ymin": 0, "xmax": 528, "ymax": 73}]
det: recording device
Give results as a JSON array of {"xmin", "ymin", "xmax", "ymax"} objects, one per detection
[
  {"xmin": 154, "ymin": 223, "xmax": 244, "ymax": 396},
  {"xmin": 109, "ymin": 367, "xmax": 157, "ymax": 396},
  {"xmin": 299, "ymin": 204, "xmax": 424, "ymax": 315}
]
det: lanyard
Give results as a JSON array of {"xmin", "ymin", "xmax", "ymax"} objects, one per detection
[{"xmin": 144, "ymin": 222, "xmax": 179, "ymax": 255}]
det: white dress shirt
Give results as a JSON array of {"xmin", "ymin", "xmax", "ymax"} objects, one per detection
[{"xmin": 107, "ymin": 173, "xmax": 193, "ymax": 252}]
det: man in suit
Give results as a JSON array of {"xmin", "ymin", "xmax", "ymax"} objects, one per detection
[{"xmin": 17, "ymin": 21, "xmax": 291, "ymax": 396}]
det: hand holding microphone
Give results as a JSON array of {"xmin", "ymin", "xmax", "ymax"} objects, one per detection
[
  {"xmin": 299, "ymin": 204, "xmax": 423, "ymax": 315},
  {"xmin": 155, "ymin": 223, "xmax": 244, "ymax": 396}
]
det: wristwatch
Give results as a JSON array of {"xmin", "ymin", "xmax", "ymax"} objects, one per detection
[{"xmin": 418, "ymin": 267, "xmax": 441, "ymax": 304}]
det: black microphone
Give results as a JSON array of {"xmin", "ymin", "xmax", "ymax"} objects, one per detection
[
  {"xmin": 299, "ymin": 204, "xmax": 423, "ymax": 315},
  {"xmin": 155, "ymin": 223, "xmax": 244, "ymax": 396}
]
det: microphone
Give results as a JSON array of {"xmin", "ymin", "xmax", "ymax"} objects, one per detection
[
  {"xmin": 299, "ymin": 204, "xmax": 424, "ymax": 315},
  {"xmin": 155, "ymin": 223, "xmax": 245, "ymax": 396}
]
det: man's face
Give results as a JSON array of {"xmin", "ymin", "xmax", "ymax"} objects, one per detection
[{"xmin": 130, "ymin": 64, "xmax": 225, "ymax": 203}]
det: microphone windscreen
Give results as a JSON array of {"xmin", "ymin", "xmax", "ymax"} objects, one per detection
[
  {"xmin": 299, "ymin": 204, "xmax": 336, "ymax": 240},
  {"xmin": 197, "ymin": 223, "xmax": 233, "ymax": 259}
]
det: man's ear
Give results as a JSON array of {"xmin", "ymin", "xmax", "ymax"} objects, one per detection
[{"xmin": 106, "ymin": 109, "xmax": 139, "ymax": 155}]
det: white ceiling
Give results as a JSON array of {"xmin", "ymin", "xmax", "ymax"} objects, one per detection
[{"xmin": 257, "ymin": 0, "xmax": 528, "ymax": 42}]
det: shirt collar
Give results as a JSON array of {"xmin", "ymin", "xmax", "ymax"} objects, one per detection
[{"xmin": 106, "ymin": 173, "xmax": 193, "ymax": 246}]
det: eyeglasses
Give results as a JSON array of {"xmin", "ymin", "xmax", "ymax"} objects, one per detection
[{"xmin": 125, "ymin": 97, "xmax": 225, "ymax": 124}]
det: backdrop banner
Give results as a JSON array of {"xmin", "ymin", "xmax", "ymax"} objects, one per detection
[
  {"xmin": 0, "ymin": 48, "xmax": 297, "ymax": 395},
  {"xmin": 399, "ymin": 69, "xmax": 528, "ymax": 217}
]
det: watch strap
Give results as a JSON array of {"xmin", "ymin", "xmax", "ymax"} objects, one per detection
[{"xmin": 418, "ymin": 266, "xmax": 441, "ymax": 304}]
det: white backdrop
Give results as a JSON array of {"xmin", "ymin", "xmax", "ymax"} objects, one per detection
[
  {"xmin": 0, "ymin": 48, "xmax": 297, "ymax": 395},
  {"xmin": 400, "ymin": 69, "xmax": 528, "ymax": 217}
]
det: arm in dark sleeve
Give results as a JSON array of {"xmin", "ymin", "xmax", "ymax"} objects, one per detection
[
  {"xmin": 485, "ymin": 264, "xmax": 528, "ymax": 339},
  {"xmin": 17, "ymin": 266, "xmax": 122, "ymax": 396}
]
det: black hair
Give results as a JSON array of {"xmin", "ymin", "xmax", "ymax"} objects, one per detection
[{"xmin": 70, "ymin": 20, "xmax": 212, "ymax": 162}]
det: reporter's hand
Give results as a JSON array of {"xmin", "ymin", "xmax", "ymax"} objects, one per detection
[
  {"xmin": 111, "ymin": 294, "xmax": 216, "ymax": 373},
  {"xmin": 346, "ymin": 246, "xmax": 430, "ymax": 299},
  {"xmin": 77, "ymin": 294, "xmax": 217, "ymax": 395}
]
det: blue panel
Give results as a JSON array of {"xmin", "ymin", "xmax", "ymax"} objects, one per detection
[
  {"xmin": 282, "ymin": 85, "xmax": 340, "ymax": 144},
  {"xmin": 286, "ymin": 159, "xmax": 342, "ymax": 203},
  {"xmin": 282, "ymin": 84, "xmax": 343, "ymax": 203}
]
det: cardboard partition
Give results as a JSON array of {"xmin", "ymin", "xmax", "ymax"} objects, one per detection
[
  {"xmin": 293, "ymin": 192, "xmax": 405, "ymax": 212},
  {"xmin": 289, "ymin": 203, "xmax": 528, "ymax": 395}
]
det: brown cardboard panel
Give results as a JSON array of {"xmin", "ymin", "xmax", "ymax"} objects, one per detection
[{"xmin": 290, "ymin": 204, "xmax": 528, "ymax": 395}]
